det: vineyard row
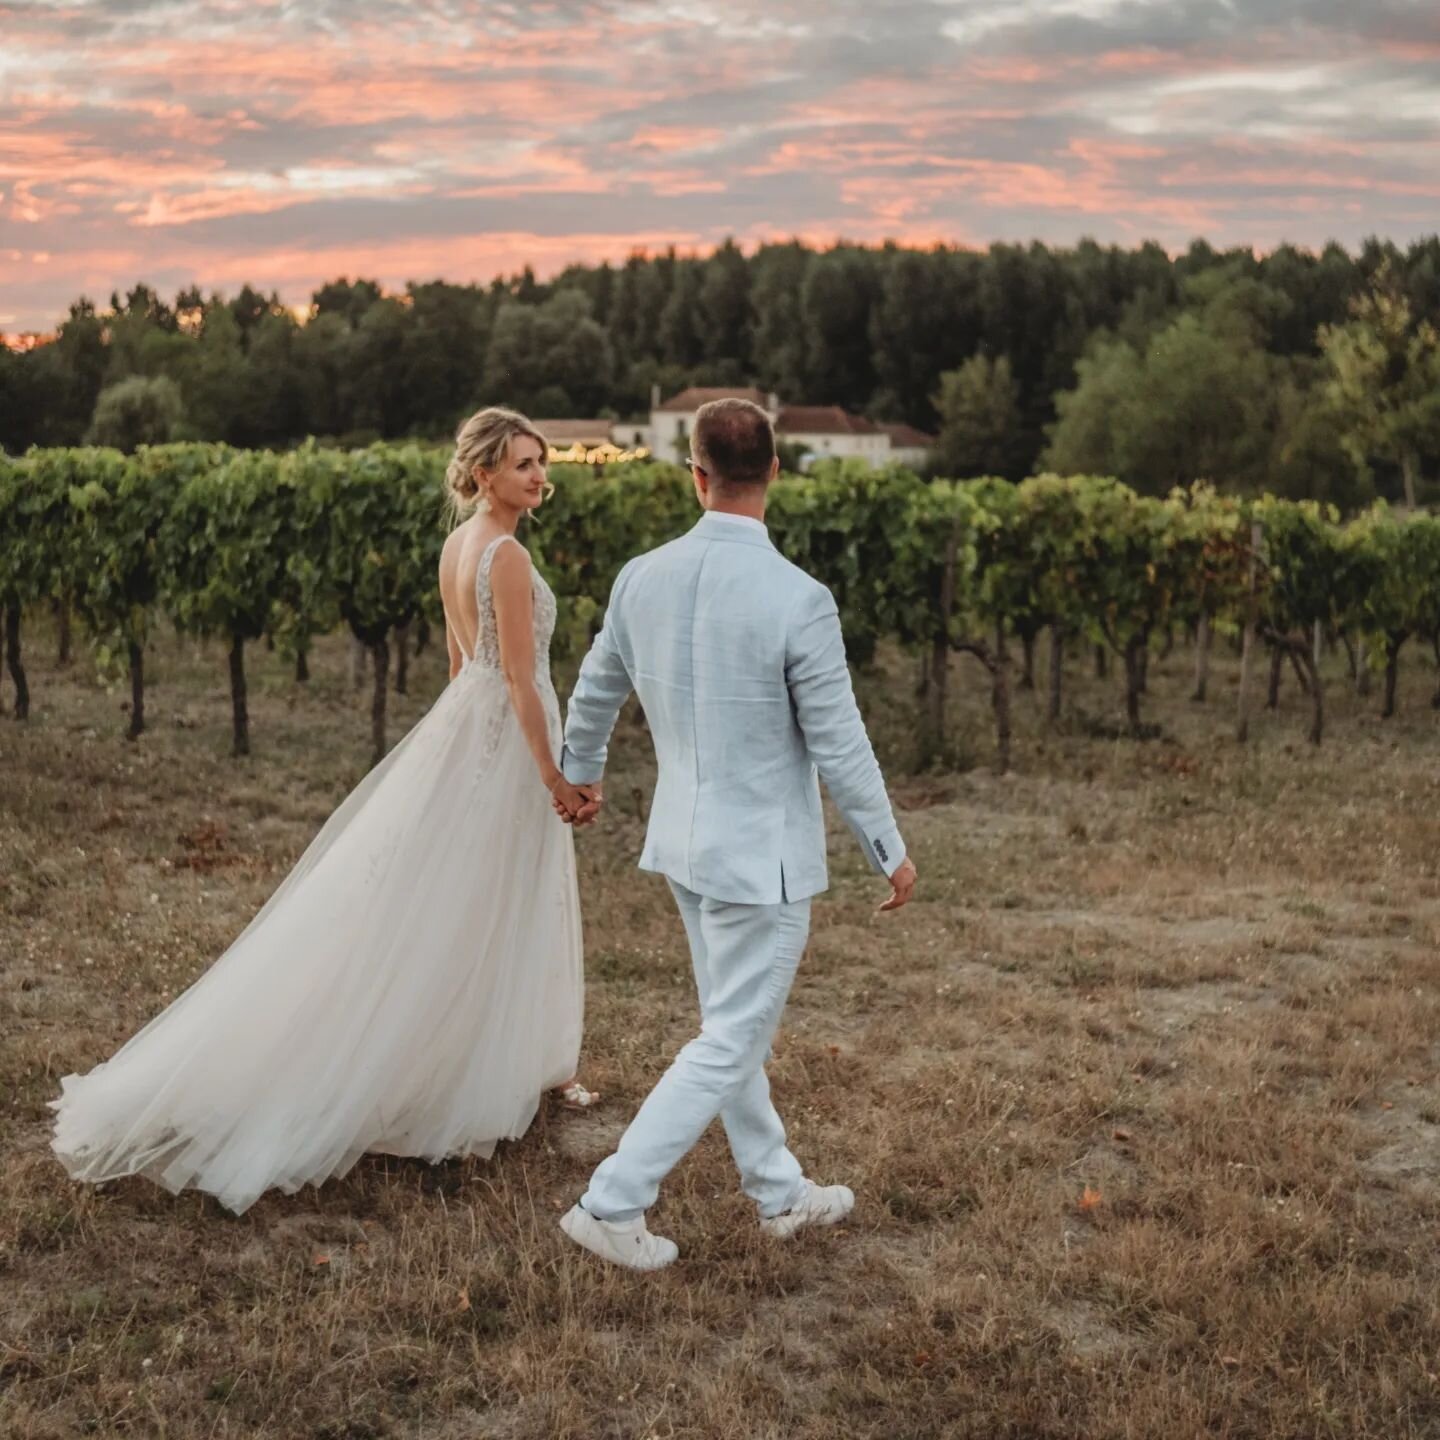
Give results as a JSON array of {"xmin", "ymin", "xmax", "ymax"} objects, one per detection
[{"xmin": 2, "ymin": 444, "xmax": 1438, "ymax": 766}]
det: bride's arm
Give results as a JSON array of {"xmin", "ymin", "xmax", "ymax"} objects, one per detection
[{"xmin": 490, "ymin": 541, "xmax": 581, "ymax": 804}]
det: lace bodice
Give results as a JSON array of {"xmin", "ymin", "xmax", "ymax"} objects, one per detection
[{"xmin": 468, "ymin": 534, "xmax": 557, "ymax": 684}]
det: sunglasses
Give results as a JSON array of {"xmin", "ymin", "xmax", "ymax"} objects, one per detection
[{"xmin": 686, "ymin": 455, "xmax": 708, "ymax": 478}]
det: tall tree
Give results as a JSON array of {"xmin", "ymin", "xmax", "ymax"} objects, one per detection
[
  {"xmin": 1268, "ymin": 359, "xmax": 1371, "ymax": 509},
  {"xmin": 659, "ymin": 259, "xmax": 706, "ymax": 369},
  {"xmin": 311, "ymin": 278, "xmax": 384, "ymax": 328},
  {"xmin": 1040, "ymin": 337, "xmax": 1143, "ymax": 479},
  {"xmin": 1319, "ymin": 263, "xmax": 1440, "ymax": 508},
  {"xmin": 870, "ymin": 246, "xmax": 979, "ymax": 427},
  {"xmin": 294, "ymin": 311, "xmax": 352, "ymax": 439},
  {"xmin": 236, "ymin": 308, "xmax": 306, "ymax": 446},
  {"xmin": 0, "ymin": 345, "xmax": 42, "ymax": 452},
  {"xmin": 800, "ymin": 246, "xmax": 879, "ymax": 407},
  {"xmin": 344, "ymin": 297, "xmax": 412, "ymax": 439},
  {"xmin": 933, "ymin": 355, "xmax": 1024, "ymax": 478},
  {"xmin": 699, "ymin": 239, "xmax": 753, "ymax": 370},
  {"xmin": 104, "ymin": 284, "xmax": 185, "ymax": 383},
  {"xmin": 38, "ymin": 299, "xmax": 108, "ymax": 444},
  {"xmin": 399, "ymin": 281, "xmax": 491, "ymax": 436},
  {"xmin": 750, "ymin": 242, "xmax": 812, "ymax": 399},
  {"xmin": 87, "ymin": 375, "xmax": 184, "ymax": 450},
  {"xmin": 1044, "ymin": 308, "xmax": 1276, "ymax": 494},
  {"xmin": 181, "ymin": 301, "xmax": 246, "ymax": 442},
  {"xmin": 483, "ymin": 290, "xmax": 613, "ymax": 416}
]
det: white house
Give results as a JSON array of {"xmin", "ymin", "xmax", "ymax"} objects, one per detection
[
  {"xmin": 534, "ymin": 419, "xmax": 615, "ymax": 449},
  {"xmin": 878, "ymin": 422, "xmax": 937, "ymax": 471},
  {"xmin": 620, "ymin": 386, "xmax": 777, "ymax": 461},
  {"xmin": 775, "ymin": 406, "xmax": 890, "ymax": 466},
  {"xmin": 598, "ymin": 386, "xmax": 934, "ymax": 470}
]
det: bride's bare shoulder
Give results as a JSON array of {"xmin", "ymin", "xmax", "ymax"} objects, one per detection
[{"xmin": 488, "ymin": 534, "xmax": 532, "ymax": 591}]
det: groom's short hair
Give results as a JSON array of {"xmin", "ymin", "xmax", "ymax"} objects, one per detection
[{"xmin": 692, "ymin": 399, "xmax": 776, "ymax": 493}]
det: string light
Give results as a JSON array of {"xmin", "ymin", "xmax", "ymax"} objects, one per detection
[{"xmin": 546, "ymin": 443, "xmax": 653, "ymax": 466}]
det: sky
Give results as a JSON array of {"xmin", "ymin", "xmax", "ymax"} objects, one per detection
[{"xmin": 1, "ymin": 0, "xmax": 1438, "ymax": 334}]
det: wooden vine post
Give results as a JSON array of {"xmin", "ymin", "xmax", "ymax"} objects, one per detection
[{"xmin": 1236, "ymin": 519, "xmax": 1262, "ymax": 743}]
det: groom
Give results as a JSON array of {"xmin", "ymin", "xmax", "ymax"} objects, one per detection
[{"xmin": 554, "ymin": 398, "xmax": 917, "ymax": 1270}]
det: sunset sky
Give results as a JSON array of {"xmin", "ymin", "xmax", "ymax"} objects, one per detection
[{"xmin": 1, "ymin": 0, "xmax": 1438, "ymax": 334}]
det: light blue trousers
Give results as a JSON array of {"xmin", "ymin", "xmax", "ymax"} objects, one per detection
[{"xmin": 581, "ymin": 880, "xmax": 811, "ymax": 1222}]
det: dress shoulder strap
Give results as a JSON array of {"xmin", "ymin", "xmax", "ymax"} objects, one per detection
[
  {"xmin": 480, "ymin": 533, "xmax": 527, "ymax": 574},
  {"xmin": 475, "ymin": 533, "xmax": 525, "ymax": 602}
]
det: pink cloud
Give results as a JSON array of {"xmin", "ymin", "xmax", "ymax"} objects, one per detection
[
  {"xmin": 749, "ymin": 127, "xmax": 1216, "ymax": 233},
  {"xmin": 837, "ymin": 156, "xmax": 1217, "ymax": 232},
  {"xmin": 1164, "ymin": 159, "xmax": 1440, "ymax": 200},
  {"xmin": 963, "ymin": 57, "xmax": 1054, "ymax": 85},
  {"xmin": 1, "ymin": 0, "xmax": 1437, "ymax": 332},
  {"xmin": 0, "ymin": 229, "xmax": 707, "ymax": 305},
  {"xmin": 1093, "ymin": 48, "xmax": 1191, "ymax": 75},
  {"xmin": 1374, "ymin": 39, "xmax": 1440, "ymax": 63},
  {"xmin": 629, "ymin": 126, "xmax": 729, "ymax": 155}
]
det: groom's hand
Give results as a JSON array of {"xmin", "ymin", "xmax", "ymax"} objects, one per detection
[
  {"xmin": 550, "ymin": 780, "xmax": 604, "ymax": 826},
  {"xmin": 878, "ymin": 857, "xmax": 917, "ymax": 913},
  {"xmin": 570, "ymin": 783, "xmax": 603, "ymax": 827}
]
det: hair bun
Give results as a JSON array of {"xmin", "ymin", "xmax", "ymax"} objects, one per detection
[{"xmin": 445, "ymin": 457, "xmax": 478, "ymax": 500}]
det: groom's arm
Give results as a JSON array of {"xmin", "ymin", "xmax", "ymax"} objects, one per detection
[
  {"xmin": 560, "ymin": 568, "xmax": 636, "ymax": 788},
  {"xmin": 785, "ymin": 583, "xmax": 907, "ymax": 879}
]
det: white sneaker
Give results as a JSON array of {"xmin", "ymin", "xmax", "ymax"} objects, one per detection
[
  {"xmin": 559, "ymin": 1204, "xmax": 679, "ymax": 1271},
  {"xmin": 760, "ymin": 1180, "xmax": 855, "ymax": 1238}
]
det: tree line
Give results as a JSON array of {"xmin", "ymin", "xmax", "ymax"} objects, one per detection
[
  {"xmin": 3, "ymin": 447, "xmax": 1438, "ymax": 770},
  {"xmin": 3, "ymin": 237, "xmax": 1438, "ymax": 509}
]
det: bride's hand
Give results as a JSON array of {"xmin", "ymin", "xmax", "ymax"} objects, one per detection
[{"xmin": 549, "ymin": 775, "xmax": 590, "ymax": 821}]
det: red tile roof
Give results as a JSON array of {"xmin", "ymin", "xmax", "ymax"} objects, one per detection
[
  {"xmin": 655, "ymin": 386, "xmax": 771, "ymax": 412},
  {"xmin": 776, "ymin": 405, "xmax": 880, "ymax": 436},
  {"xmin": 878, "ymin": 422, "xmax": 937, "ymax": 448},
  {"xmin": 534, "ymin": 419, "xmax": 614, "ymax": 444}
]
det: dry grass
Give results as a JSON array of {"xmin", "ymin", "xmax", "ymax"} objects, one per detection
[{"xmin": 3, "ymin": 625, "xmax": 1440, "ymax": 1439}]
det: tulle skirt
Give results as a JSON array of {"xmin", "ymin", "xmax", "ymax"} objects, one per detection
[{"xmin": 50, "ymin": 661, "xmax": 584, "ymax": 1215}]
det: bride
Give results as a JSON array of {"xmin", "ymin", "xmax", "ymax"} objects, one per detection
[{"xmin": 51, "ymin": 407, "xmax": 600, "ymax": 1215}]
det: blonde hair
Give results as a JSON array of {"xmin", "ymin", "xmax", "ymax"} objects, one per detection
[{"xmin": 445, "ymin": 406, "xmax": 549, "ymax": 520}]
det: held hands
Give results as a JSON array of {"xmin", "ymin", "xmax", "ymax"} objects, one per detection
[
  {"xmin": 550, "ymin": 775, "xmax": 604, "ymax": 827},
  {"xmin": 879, "ymin": 857, "xmax": 918, "ymax": 913}
]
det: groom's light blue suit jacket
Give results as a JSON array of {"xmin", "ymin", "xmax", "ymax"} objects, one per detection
[{"xmin": 560, "ymin": 510, "xmax": 906, "ymax": 906}]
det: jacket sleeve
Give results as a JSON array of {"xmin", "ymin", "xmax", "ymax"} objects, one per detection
[
  {"xmin": 785, "ymin": 582, "xmax": 906, "ymax": 877},
  {"xmin": 560, "ymin": 565, "xmax": 635, "ymax": 785}
]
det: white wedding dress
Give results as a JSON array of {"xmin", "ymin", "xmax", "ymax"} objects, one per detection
[{"xmin": 51, "ymin": 534, "xmax": 584, "ymax": 1215}]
